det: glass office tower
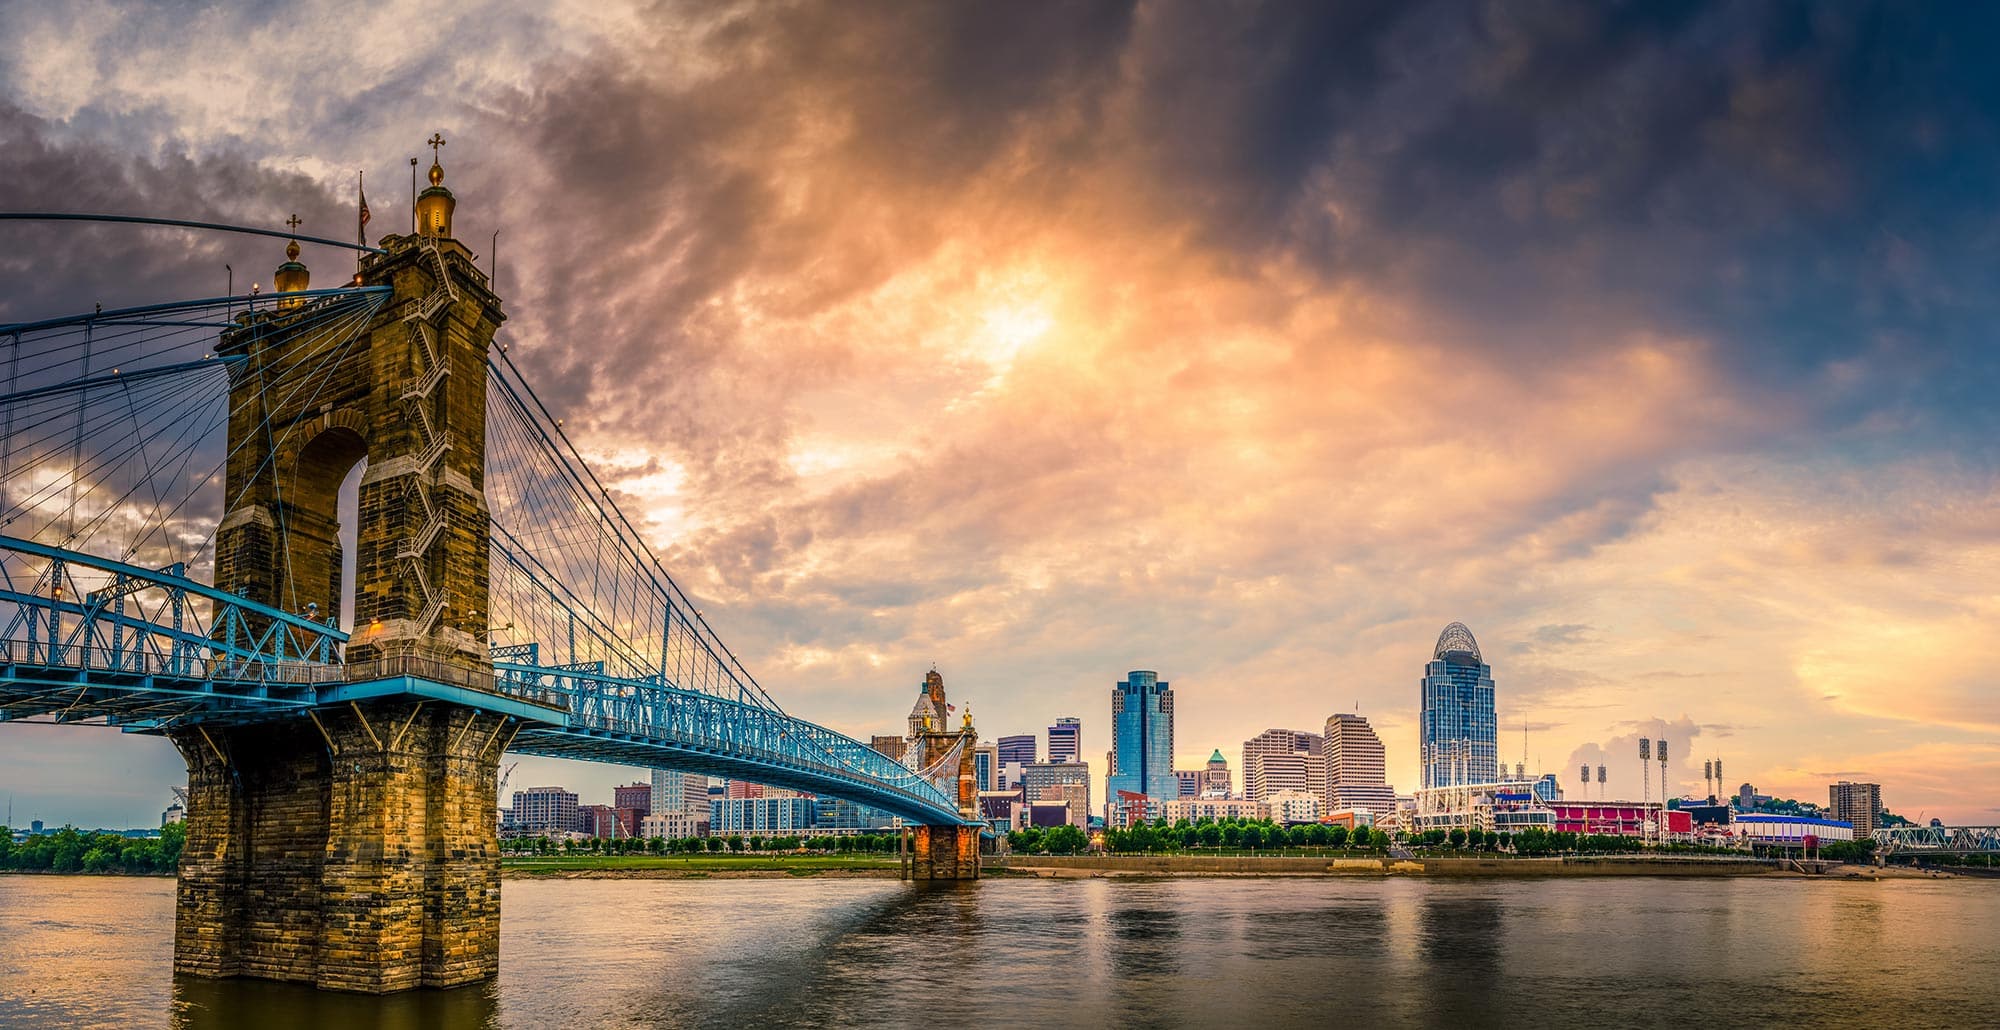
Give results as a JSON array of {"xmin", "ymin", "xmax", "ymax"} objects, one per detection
[
  {"xmin": 1107, "ymin": 670, "xmax": 1177, "ymax": 803},
  {"xmin": 1420, "ymin": 622, "xmax": 1497, "ymax": 788}
]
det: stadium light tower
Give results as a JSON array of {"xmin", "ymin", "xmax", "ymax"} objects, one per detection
[
  {"xmin": 1656, "ymin": 739, "xmax": 1669, "ymax": 842},
  {"xmin": 1639, "ymin": 738, "xmax": 1651, "ymax": 823}
]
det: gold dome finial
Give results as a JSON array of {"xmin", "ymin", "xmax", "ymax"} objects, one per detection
[
  {"xmin": 416, "ymin": 132, "xmax": 457, "ymax": 238},
  {"xmin": 274, "ymin": 213, "xmax": 309, "ymax": 304},
  {"xmin": 428, "ymin": 132, "xmax": 446, "ymax": 184}
]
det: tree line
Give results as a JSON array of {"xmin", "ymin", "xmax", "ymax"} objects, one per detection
[
  {"xmin": 499, "ymin": 832, "xmax": 910, "ymax": 856},
  {"xmin": 1073, "ymin": 816, "xmax": 1391, "ymax": 855},
  {"xmin": 0, "ymin": 824, "xmax": 185, "ymax": 874}
]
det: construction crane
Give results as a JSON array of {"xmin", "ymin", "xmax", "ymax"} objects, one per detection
[
  {"xmin": 497, "ymin": 762, "xmax": 520, "ymax": 829},
  {"xmin": 498, "ymin": 762, "xmax": 520, "ymax": 801}
]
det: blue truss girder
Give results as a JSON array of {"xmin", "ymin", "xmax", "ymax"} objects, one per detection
[
  {"xmin": 0, "ymin": 538, "xmax": 973, "ymax": 826},
  {"xmin": 492, "ymin": 661, "xmax": 968, "ymax": 826},
  {"xmin": 0, "ymin": 535, "xmax": 346, "ymax": 668}
]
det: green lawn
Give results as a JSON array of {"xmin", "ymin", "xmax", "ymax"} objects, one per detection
[{"xmin": 501, "ymin": 853, "xmax": 902, "ymax": 873}]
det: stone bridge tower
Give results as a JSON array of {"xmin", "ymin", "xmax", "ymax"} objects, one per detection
[
  {"xmin": 172, "ymin": 141, "xmax": 516, "ymax": 993},
  {"xmin": 214, "ymin": 148, "xmax": 499, "ymax": 665},
  {"xmin": 905, "ymin": 670, "xmax": 982, "ymax": 880}
]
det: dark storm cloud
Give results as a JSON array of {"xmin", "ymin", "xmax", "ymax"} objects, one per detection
[
  {"xmin": 4, "ymin": 0, "xmax": 1999, "ymax": 822},
  {"xmin": 0, "ymin": 103, "xmax": 355, "ymax": 322}
]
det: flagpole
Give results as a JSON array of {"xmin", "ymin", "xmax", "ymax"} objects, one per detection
[{"xmin": 356, "ymin": 170, "xmax": 365, "ymax": 276}]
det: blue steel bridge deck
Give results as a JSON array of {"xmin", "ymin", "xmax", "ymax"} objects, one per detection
[{"xmin": 0, "ymin": 535, "xmax": 969, "ymax": 827}]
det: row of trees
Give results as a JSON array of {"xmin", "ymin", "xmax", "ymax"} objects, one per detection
[
  {"xmin": 0, "ymin": 824, "xmax": 185, "ymax": 874},
  {"xmin": 1406, "ymin": 828, "xmax": 1508, "ymax": 851},
  {"xmin": 499, "ymin": 832, "xmax": 909, "ymax": 856},
  {"xmin": 1005, "ymin": 825, "xmax": 1089, "ymax": 854},
  {"xmin": 1099, "ymin": 819, "xmax": 1389, "ymax": 854}
]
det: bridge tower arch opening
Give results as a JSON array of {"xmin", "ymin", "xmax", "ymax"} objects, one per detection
[
  {"xmin": 333, "ymin": 454, "xmax": 366, "ymax": 631},
  {"xmin": 283, "ymin": 418, "xmax": 367, "ymax": 628}
]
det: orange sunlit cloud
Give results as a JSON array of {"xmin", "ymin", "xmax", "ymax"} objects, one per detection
[{"xmin": 1, "ymin": 1, "xmax": 1996, "ymax": 824}]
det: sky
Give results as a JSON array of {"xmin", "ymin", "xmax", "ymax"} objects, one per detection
[{"xmin": 1, "ymin": 1, "xmax": 1997, "ymax": 828}]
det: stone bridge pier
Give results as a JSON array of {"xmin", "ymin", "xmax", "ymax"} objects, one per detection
[{"xmin": 168, "ymin": 699, "xmax": 514, "ymax": 991}]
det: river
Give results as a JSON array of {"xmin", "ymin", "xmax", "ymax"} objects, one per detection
[{"xmin": 1, "ymin": 874, "xmax": 1994, "ymax": 1027}]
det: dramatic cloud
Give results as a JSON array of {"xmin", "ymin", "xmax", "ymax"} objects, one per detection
[{"xmin": 2, "ymin": 0, "xmax": 1997, "ymax": 825}]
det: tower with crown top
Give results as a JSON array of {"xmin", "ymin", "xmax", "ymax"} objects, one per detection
[
  {"xmin": 186, "ymin": 134, "xmax": 512, "ymax": 994},
  {"xmin": 903, "ymin": 666, "xmax": 982, "ymax": 879}
]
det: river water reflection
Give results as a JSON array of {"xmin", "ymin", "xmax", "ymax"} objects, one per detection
[{"xmin": 1, "ymin": 873, "xmax": 1995, "ymax": 1027}]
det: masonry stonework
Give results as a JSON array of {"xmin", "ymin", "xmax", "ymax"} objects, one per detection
[
  {"xmin": 907, "ymin": 714, "xmax": 982, "ymax": 881},
  {"xmin": 190, "ymin": 202, "xmax": 510, "ymax": 990},
  {"xmin": 168, "ymin": 700, "xmax": 509, "ymax": 990}
]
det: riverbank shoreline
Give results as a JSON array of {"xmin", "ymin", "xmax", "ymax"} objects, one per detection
[
  {"xmin": 986, "ymin": 855, "xmax": 1961, "ymax": 879},
  {"xmin": 8, "ymin": 856, "xmax": 1964, "ymax": 881}
]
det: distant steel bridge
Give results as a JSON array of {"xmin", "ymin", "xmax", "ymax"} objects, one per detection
[{"xmin": 1874, "ymin": 825, "xmax": 2000, "ymax": 854}]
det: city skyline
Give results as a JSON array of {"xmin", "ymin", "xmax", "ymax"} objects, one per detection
[{"xmin": 2, "ymin": 3, "xmax": 1997, "ymax": 827}]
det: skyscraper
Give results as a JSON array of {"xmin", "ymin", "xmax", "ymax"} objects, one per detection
[
  {"xmin": 1242, "ymin": 729, "xmax": 1324, "ymax": 802},
  {"xmin": 1829, "ymin": 781, "xmax": 1882, "ymax": 839},
  {"xmin": 996, "ymin": 734, "xmax": 1038, "ymax": 767},
  {"xmin": 1107, "ymin": 670, "xmax": 1176, "ymax": 806},
  {"xmin": 649, "ymin": 770, "xmax": 708, "ymax": 816},
  {"xmin": 973, "ymin": 743, "xmax": 1000, "ymax": 792},
  {"xmin": 1047, "ymin": 717, "xmax": 1082, "ymax": 764},
  {"xmin": 1420, "ymin": 621, "xmax": 1497, "ymax": 788},
  {"xmin": 1322, "ymin": 713, "xmax": 1395, "ymax": 816}
]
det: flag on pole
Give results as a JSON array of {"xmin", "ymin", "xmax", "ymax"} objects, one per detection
[{"xmin": 357, "ymin": 171, "xmax": 371, "ymax": 276}]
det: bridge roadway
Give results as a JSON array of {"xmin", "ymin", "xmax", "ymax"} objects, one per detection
[{"xmin": 0, "ymin": 535, "xmax": 972, "ymax": 829}]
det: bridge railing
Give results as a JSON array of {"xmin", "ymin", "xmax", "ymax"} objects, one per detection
[
  {"xmin": 494, "ymin": 660, "xmax": 964, "ymax": 818},
  {"xmin": 0, "ymin": 636, "xmax": 346, "ymax": 687},
  {"xmin": 342, "ymin": 639, "xmax": 501, "ymax": 694}
]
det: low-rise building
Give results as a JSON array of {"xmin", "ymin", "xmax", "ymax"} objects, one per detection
[
  {"xmin": 614, "ymin": 782, "xmax": 652, "ymax": 816},
  {"xmin": 979, "ymin": 788, "xmax": 1025, "ymax": 823},
  {"xmin": 1012, "ymin": 800, "xmax": 1075, "ymax": 830},
  {"xmin": 1161, "ymin": 796, "xmax": 1271, "ymax": 823},
  {"xmin": 711, "ymin": 796, "xmax": 817, "ymax": 837},
  {"xmin": 1323, "ymin": 808, "xmax": 1375, "ymax": 830},
  {"xmin": 1109, "ymin": 789, "xmax": 1161, "ymax": 829},
  {"xmin": 816, "ymin": 798, "xmax": 896, "ymax": 834},
  {"xmin": 577, "ymin": 804, "xmax": 622, "ymax": 838},
  {"xmin": 1734, "ymin": 813, "xmax": 1855, "ymax": 845},
  {"xmin": 510, "ymin": 786, "xmax": 579, "ymax": 835},
  {"xmin": 1047, "ymin": 782, "xmax": 1091, "ymax": 828},
  {"xmin": 641, "ymin": 811, "xmax": 707, "ymax": 839},
  {"xmin": 1267, "ymin": 789, "xmax": 1320, "ymax": 825}
]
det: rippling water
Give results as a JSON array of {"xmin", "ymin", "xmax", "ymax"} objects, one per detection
[{"xmin": 1, "ymin": 873, "xmax": 1995, "ymax": 1028}]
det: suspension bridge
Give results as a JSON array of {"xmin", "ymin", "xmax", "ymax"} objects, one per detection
[{"xmin": 0, "ymin": 150, "xmax": 982, "ymax": 993}]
